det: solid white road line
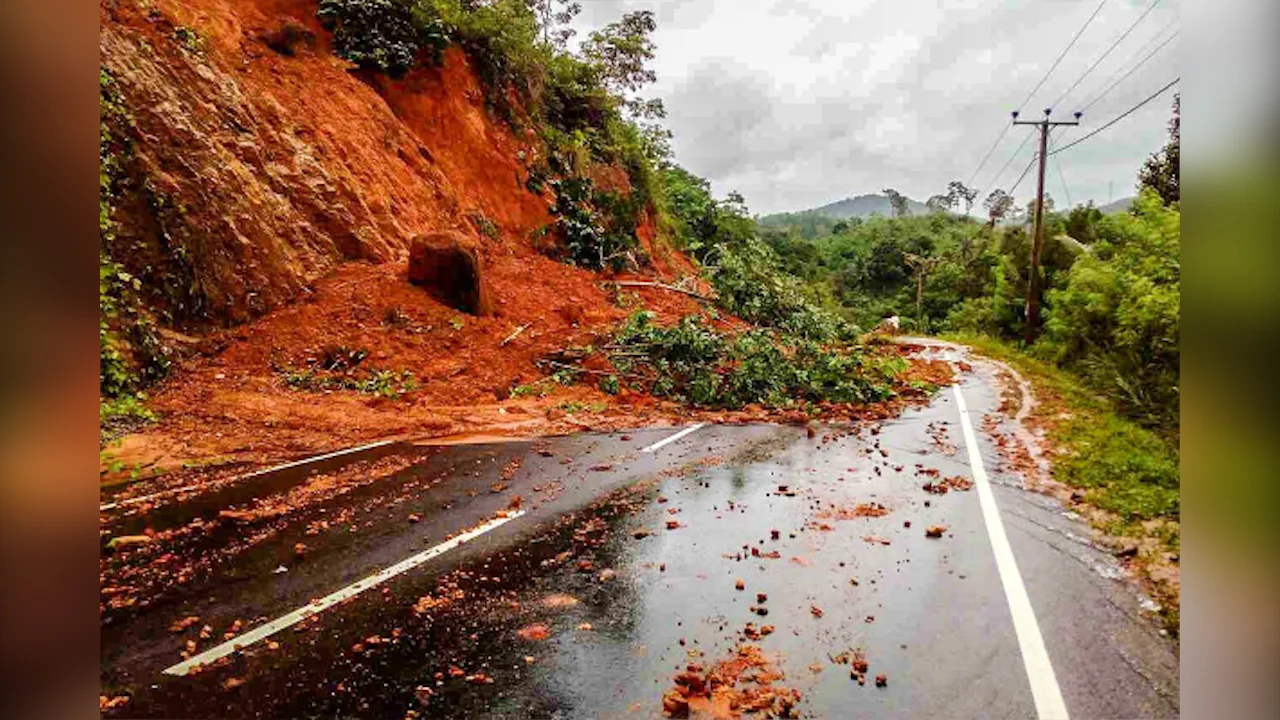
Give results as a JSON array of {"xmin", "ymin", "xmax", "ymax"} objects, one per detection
[
  {"xmin": 162, "ymin": 509, "xmax": 525, "ymax": 677},
  {"xmin": 101, "ymin": 440, "xmax": 397, "ymax": 512},
  {"xmin": 639, "ymin": 423, "xmax": 706, "ymax": 453},
  {"xmin": 953, "ymin": 384, "xmax": 1070, "ymax": 720}
]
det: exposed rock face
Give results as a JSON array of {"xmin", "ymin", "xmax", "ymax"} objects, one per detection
[
  {"xmin": 407, "ymin": 232, "xmax": 492, "ymax": 316},
  {"xmin": 99, "ymin": 0, "xmax": 550, "ymax": 327}
]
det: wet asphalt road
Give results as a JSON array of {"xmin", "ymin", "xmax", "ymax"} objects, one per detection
[{"xmin": 100, "ymin": 349, "xmax": 1178, "ymax": 719}]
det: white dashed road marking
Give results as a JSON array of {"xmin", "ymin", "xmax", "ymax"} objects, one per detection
[
  {"xmin": 101, "ymin": 440, "xmax": 397, "ymax": 512},
  {"xmin": 162, "ymin": 509, "xmax": 525, "ymax": 677},
  {"xmin": 639, "ymin": 423, "xmax": 706, "ymax": 453},
  {"xmin": 953, "ymin": 384, "xmax": 1070, "ymax": 720}
]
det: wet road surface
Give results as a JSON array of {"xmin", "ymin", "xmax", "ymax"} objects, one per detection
[{"xmin": 100, "ymin": 350, "xmax": 1178, "ymax": 718}]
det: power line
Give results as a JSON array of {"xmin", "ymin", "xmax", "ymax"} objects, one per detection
[
  {"xmin": 967, "ymin": 124, "xmax": 1010, "ymax": 186},
  {"xmin": 1054, "ymin": 154, "xmax": 1073, "ymax": 208},
  {"xmin": 1046, "ymin": 126, "xmax": 1074, "ymax": 207},
  {"xmin": 967, "ymin": 0, "xmax": 1108, "ymax": 191},
  {"xmin": 1051, "ymin": 77, "xmax": 1179, "ymax": 155},
  {"xmin": 1051, "ymin": 0, "xmax": 1162, "ymax": 111},
  {"xmin": 1079, "ymin": 16, "xmax": 1177, "ymax": 108},
  {"xmin": 1018, "ymin": 0, "xmax": 1108, "ymax": 111},
  {"xmin": 1081, "ymin": 29, "xmax": 1178, "ymax": 113},
  {"xmin": 978, "ymin": 128, "xmax": 1035, "ymax": 198},
  {"xmin": 1009, "ymin": 152, "xmax": 1038, "ymax": 195}
]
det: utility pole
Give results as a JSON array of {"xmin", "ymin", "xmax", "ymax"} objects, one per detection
[{"xmin": 1012, "ymin": 108, "xmax": 1079, "ymax": 344}]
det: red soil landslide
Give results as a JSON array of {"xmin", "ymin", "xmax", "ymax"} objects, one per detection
[{"xmin": 98, "ymin": 0, "xmax": 954, "ymax": 479}]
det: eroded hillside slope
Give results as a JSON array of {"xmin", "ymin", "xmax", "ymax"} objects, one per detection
[
  {"xmin": 101, "ymin": 0, "xmax": 562, "ymax": 323},
  {"xmin": 99, "ymin": 0, "xmax": 947, "ymax": 478},
  {"xmin": 99, "ymin": 0, "xmax": 717, "ymax": 470}
]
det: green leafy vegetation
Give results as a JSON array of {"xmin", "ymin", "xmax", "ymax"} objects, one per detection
[
  {"xmin": 653, "ymin": 165, "xmax": 848, "ymax": 341},
  {"xmin": 277, "ymin": 344, "xmax": 417, "ymax": 398},
  {"xmin": 510, "ymin": 366, "xmax": 581, "ymax": 398},
  {"xmin": 100, "ymin": 69, "xmax": 170, "ymax": 440},
  {"xmin": 317, "ymin": 1, "xmax": 664, "ymax": 270},
  {"xmin": 947, "ymin": 335, "xmax": 1179, "ymax": 526},
  {"xmin": 173, "ymin": 25, "xmax": 205, "ymax": 54},
  {"xmin": 601, "ymin": 311, "xmax": 901, "ymax": 409},
  {"xmin": 755, "ymin": 98, "xmax": 1180, "ymax": 441},
  {"xmin": 284, "ymin": 367, "xmax": 418, "ymax": 398},
  {"xmin": 1040, "ymin": 192, "xmax": 1180, "ymax": 432},
  {"xmin": 1138, "ymin": 94, "xmax": 1179, "ymax": 206},
  {"xmin": 318, "ymin": 0, "xmax": 445, "ymax": 77}
]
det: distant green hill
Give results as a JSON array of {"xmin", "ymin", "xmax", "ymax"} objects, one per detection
[
  {"xmin": 759, "ymin": 193, "xmax": 929, "ymax": 238},
  {"xmin": 1097, "ymin": 196, "xmax": 1135, "ymax": 214},
  {"xmin": 762, "ymin": 193, "xmax": 928, "ymax": 224}
]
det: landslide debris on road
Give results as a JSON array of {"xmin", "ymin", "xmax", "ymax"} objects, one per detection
[{"xmin": 661, "ymin": 644, "xmax": 801, "ymax": 719}]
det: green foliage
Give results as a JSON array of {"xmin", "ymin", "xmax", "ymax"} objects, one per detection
[
  {"xmin": 713, "ymin": 239, "xmax": 845, "ymax": 340},
  {"xmin": 101, "ymin": 393, "xmax": 156, "ymax": 426},
  {"xmin": 1040, "ymin": 190, "xmax": 1180, "ymax": 431},
  {"xmin": 598, "ymin": 374, "xmax": 620, "ymax": 395},
  {"xmin": 606, "ymin": 311, "xmax": 897, "ymax": 409},
  {"xmin": 1058, "ymin": 413, "xmax": 1180, "ymax": 519},
  {"xmin": 173, "ymin": 26, "xmax": 205, "ymax": 54},
  {"xmin": 883, "ymin": 188, "xmax": 910, "ymax": 218},
  {"xmin": 542, "ymin": 172, "xmax": 641, "ymax": 270},
  {"xmin": 1138, "ymin": 95, "xmax": 1179, "ymax": 206},
  {"xmin": 312, "ymin": 1, "xmax": 663, "ymax": 270},
  {"xmin": 283, "ymin": 366, "xmax": 418, "ymax": 398},
  {"xmin": 579, "ymin": 10, "xmax": 662, "ymax": 119},
  {"xmin": 1064, "ymin": 202, "xmax": 1104, "ymax": 245},
  {"xmin": 280, "ymin": 343, "xmax": 416, "ymax": 397},
  {"xmin": 655, "ymin": 165, "xmax": 757, "ymax": 264},
  {"xmin": 814, "ymin": 213, "xmax": 991, "ymax": 332},
  {"xmin": 100, "ymin": 69, "xmax": 170, "ymax": 434},
  {"xmin": 762, "ymin": 176, "xmax": 1179, "ymax": 440},
  {"xmin": 468, "ymin": 210, "xmax": 499, "ymax": 239},
  {"xmin": 318, "ymin": 0, "xmax": 444, "ymax": 77}
]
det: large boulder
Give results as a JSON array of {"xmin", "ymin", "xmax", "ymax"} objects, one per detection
[{"xmin": 407, "ymin": 231, "xmax": 493, "ymax": 316}]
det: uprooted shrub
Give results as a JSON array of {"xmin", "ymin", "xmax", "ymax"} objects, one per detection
[
  {"xmin": 710, "ymin": 238, "xmax": 849, "ymax": 341},
  {"xmin": 592, "ymin": 311, "xmax": 903, "ymax": 409}
]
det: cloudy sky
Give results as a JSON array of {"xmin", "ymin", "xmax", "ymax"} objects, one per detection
[{"xmin": 569, "ymin": 0, "xmax": 1181, "ymax": 215}]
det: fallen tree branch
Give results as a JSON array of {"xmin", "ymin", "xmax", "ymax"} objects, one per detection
[
  {"xmin": 609, "ymin": 280, "xmax": 716, "ymax": 303},
  {"xmin": 500, "ymin": 321, "xmax": 535, "ymax": 347}
]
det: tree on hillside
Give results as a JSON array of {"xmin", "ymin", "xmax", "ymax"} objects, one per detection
[
  {"xmin": 532, "ymin": 0, "xmax": 581, "ymax": 49},
  {"xmin": 1025, "ymin": 193, "xmax": 1054, "ymax": 219},
  {"xmin": 581, "ymin": 10, "xmax": 664, "ymax": 119},
  {"xmin": 1042, "ymin": 190, "xmax": 1180, "ymax": 428},
  {"xmin": 926, "ymin": 194, "xmax": 951, "ymax": 214},
  {"xmin": 983, "ymin": 189, "xmax": 1013, "ymax": 226},
  {"xmin": 883, "ymin": 188, "xmax": 910, "ymax": 218},
  {"xmin": 1065, "ymin": 202, "xmax": 1103, "ymax": 244},
  {"xmin": 1138, "ymin": 94, "xmax": 1179, "ymax": 205},
  {"xmin": 904, "ymin": 252, "xmax": 942, "ymax": 331},
  {"xmin": 947, "ymin": 180, "xmax": 979, "ymax": 214}
]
